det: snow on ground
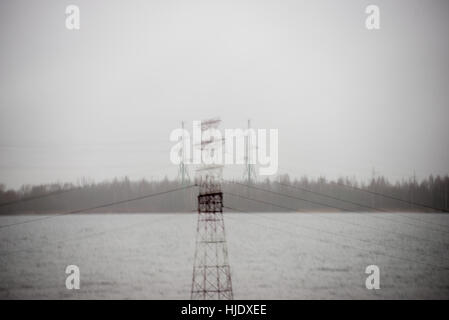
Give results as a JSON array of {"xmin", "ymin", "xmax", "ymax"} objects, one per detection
[{"xmin": 0, "ymin": 213, "xmax": 448, "ymax": 299}]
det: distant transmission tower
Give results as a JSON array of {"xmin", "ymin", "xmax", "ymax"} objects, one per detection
[
  {"xmin": 191, "ymin": 118, "xmax": 233, "ymax": 300},
  {"xmin": 243, "ymin": 119, "xmax": 257, "ymax": 184},
  {"xmin": 178, "ymin": 121, "xmax": 190, "ymax": 184}
]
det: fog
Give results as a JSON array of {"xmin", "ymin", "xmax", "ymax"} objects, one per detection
[{"xmin": 1, "ymin": 0, "xmax": 449, "ymax": 188}]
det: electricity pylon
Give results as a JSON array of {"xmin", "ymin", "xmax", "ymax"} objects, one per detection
[
  {"xmin": 178, "ymin": 121, "xmax": 190, "ymax": 184},
  {"xmin": 243, "ymin": 119, "xmax": 257, "ymax": 184},
  {"xmin": 191, "ymin": 118, "xmax": 233, "ymax": 300}
]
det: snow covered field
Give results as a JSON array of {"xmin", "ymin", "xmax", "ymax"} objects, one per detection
[{"xmin": 0, "ymin": 213, "xmax": 448, "ymax": 299}]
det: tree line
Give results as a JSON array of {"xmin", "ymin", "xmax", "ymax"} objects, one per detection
[{"xmin": 0, "ymin": 174, "xmax": 448, "ymax": 214}]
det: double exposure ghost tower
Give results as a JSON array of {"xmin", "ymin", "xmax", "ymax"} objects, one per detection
[{"xmin": 190, "ymin": 118, "xmax": 233, "ymax": 300}]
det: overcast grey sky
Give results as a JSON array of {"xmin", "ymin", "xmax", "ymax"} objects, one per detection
[{"xmin": 1, "ymin": 0, "xmax": 448, "ymax": 189}]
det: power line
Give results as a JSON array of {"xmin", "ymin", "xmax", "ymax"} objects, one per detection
[
  {"xmin": 225, "ymin": 191, "xmax": 298, "ymax": 212},
  {"xmin": 275, "ymin": 181, "xmax": 386, "ymax": 212},
  {"xmin": 0, "ymin": 187, "xmax": 82, "ymax": 208},
  {"xmin": 333, "ymin": 181, "xmax": 449, "ymax": 213},
  {"xmin": 224, "ymin": 203, "xmax": 449, "ymax": 265},
  {"xmin": 0, "ymin": 165, "xmax": 178, "ymax": 209},
  {"xmin": 224, "ymin": 190, "xmax": 447, "ymax": 247},
  {"xmin": 230, "ymin": 181, "xmax": 449, "ymax": 236},
  {"xmin": 277, "ymin": 166, "xmax": 449, "ymax": 213},
  {"xmin": 222, "ymin": 204, "xmax": 449, "ymax": 270},
  {"xmin": 275, "ymin": 181, "xmax": 449, "ymax": 235},
  {"xmin": 229, "ymin": 181, "xmax": 352, "ymax": 212},
  {"xmin": 0, "ymin": 185, "xmax": 196, "ymax": 229}
]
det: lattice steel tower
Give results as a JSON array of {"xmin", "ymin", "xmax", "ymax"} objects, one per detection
[
  {"xmin": 190, "ymin": 118, "xmax": 233, "ymax": 300},
  {"xmin": 178, "ymin": 121, "xmax": 190, "ymax": 184},
  {"xmin": 243, "ymin": 119, "xmax": 257, "ymax": 184}
]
